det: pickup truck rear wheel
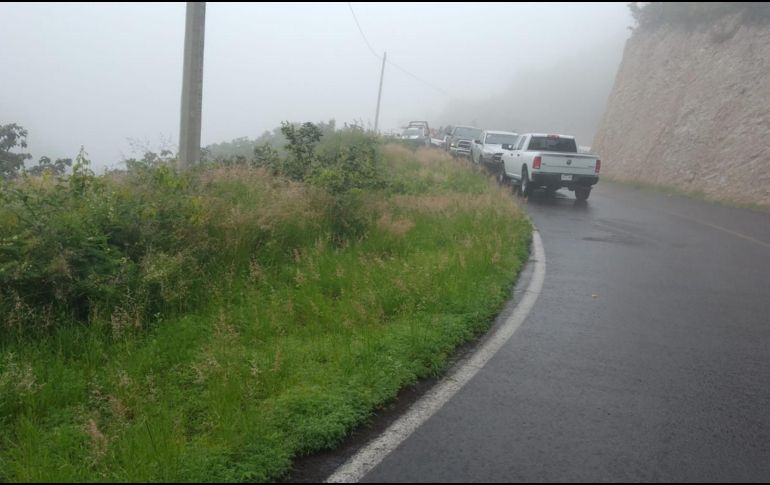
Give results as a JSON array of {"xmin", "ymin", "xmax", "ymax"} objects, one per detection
[
  {"xmin": 575, "ymin": 186, "xmax": 591, "ymax": 201},
  {"xmin": 519, "ymin": 168, "xmax": 532, "ymax": 197}
]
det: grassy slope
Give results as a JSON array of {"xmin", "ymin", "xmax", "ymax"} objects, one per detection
[{"xmin": 0, "ymin": 145, "xmax": 531, "ymax": 482}]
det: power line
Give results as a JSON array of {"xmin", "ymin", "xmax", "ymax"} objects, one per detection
[
  {"xmin": 346, "ymin": 2, "xmax": 452, "ymax": 99},
  {"xmin": 386, "ymin": 58, "xmax": 452, "ymax": 98},
  {"xmin": 347, "ymin": 2, "xmax": 381, "ymax": 60}
]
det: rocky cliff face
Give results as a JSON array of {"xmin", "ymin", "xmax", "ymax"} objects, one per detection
[{"xmin": 592, "ymin": 14, "xmax": 770, "ymax": 207}]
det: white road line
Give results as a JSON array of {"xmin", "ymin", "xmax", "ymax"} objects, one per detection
[{"xmin": 325, "ymin": 230, "xmax": 547, "ymax": 483}]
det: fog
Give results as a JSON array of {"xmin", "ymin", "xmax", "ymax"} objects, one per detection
[{"xmin": 0, "ymin": 2, "xmax": 632, "ymax": 170}]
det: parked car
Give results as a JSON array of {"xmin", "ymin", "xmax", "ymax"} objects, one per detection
[
  {"xmin": 500, "ymin": 133, "xmax": 600, "ymax": 201},
  {"xmin": 400, "ymin": 126, "xmax": 430, "ymax": 148},
  {"xmin": 407, "ymin": 121, "xmax": 430, "ymax": 132},
  {"xmin": 470, "ymin": 130, "xmax": 519, "ymax": 165},
  {"xmin": 446, "ymin": 125, "xmax": 482, "ymax": 158}
]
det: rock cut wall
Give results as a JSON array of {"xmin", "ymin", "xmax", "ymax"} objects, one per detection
[{"xmin": 593, "ymin": 14, "xmax": 770, "ymax": 207}]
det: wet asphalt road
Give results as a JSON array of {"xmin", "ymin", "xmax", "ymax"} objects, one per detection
[{"xmin": 361, "ymin": 182, "xmax": 770, "ymax": 482}]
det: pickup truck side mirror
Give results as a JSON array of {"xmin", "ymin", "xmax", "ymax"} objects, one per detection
[
  {"xmin": 474, "ymin": 139, "xmax": 481, "ymax": 144},
  {"xmin": 501, "ymin": 144, "xmax": 513, "ymax": 150}
]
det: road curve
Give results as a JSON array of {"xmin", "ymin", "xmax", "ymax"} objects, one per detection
[{"xmin": 359, "ymin": 182, "xmax": 770, "ymax": 482}]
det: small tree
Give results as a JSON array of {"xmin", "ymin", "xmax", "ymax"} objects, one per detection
[
  {"xmin": 253, "ymin": 143, "xmax": 281, "ymax": 172},
  {"xmin": 69, "ymin": 147, "xmax": 95, "ymax": 195},
  {"xmin": 280, "ymin": 121, "xmax": 323, "ymax": 181},
  {"xmin": 0, "ymin": 123, "xmax": 32, "ymax": 179}
]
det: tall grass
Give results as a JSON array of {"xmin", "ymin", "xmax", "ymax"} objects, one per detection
[{"xmin": 0, "ymin": 143, "xmax": 531, "ymax": 482}]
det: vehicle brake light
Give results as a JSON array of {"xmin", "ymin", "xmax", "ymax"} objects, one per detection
[
  {"xmin": 533, "ymin": 156, "xmax": 542, "ymax": 170},
  {"xmin": 547, "ymin": 134, "xmax": 560, "ymax": 139},
  {"xmin": 595, "ymin": 159, "xmax": 601, "ymax": 174}
]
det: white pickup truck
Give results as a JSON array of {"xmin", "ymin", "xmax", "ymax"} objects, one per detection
[{"xmin": 500, "ymin": 133, "xmax": 600, "ymax": 201}]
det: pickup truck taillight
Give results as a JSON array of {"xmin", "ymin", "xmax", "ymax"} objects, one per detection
[
  {"xmin": 595, "ymin": 159, "xmax": 601, "ymax": 174},
  {"xmin": 533, "ymin": 156, "xmax": 542, "ymax": 170}
]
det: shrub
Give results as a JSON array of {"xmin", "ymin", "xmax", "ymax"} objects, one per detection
[
  {"xmin": 0, "ymin": 152, "xmax": 329, "ymax": 336},
  {"xmin": 0, "ymin": 123, "xmax": 456, "ymax": 334}
]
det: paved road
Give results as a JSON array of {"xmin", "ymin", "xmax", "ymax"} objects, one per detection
[{"xmin": 361, "ymin": 182, "xmax": 770, "ymax": 482}]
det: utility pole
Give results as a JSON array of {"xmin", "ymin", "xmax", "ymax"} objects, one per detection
[
  {"xmin": 374, "ymin": 51, "xmax": 386, "ymax": 134},
  {"xmin": 179, "ymin": 2, "xmax": 206, "ymax": 167}
]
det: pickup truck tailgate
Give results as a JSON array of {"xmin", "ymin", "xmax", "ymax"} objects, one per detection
[{"xmin": 539, "ymin": 152, "xmax": 597, "ymax": 175}]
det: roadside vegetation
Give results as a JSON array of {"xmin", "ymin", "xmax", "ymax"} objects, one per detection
[
  {"xmin": 0, "ymin": 124, "xmax": 531, "ymax": 482},
  {"xmin": 629, "ymin": 2, "xmax": 770, "ymax": 31}
]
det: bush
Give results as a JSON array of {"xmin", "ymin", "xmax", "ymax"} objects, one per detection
[
  {"xmin": 254, "ymin": 122, "xmax": 389, "ymax": 242},
  {"xmin": 0, "ymin": 152, "xmax": 329, "ymax": 336},
  {"xmin": 1, "ymin": 123, "xmax": 430, "ymax": 335}
]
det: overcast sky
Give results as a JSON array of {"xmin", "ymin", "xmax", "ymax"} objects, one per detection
[{"xmin": 0, "ymin": 2, "xmax": 632, "ymax": 170}]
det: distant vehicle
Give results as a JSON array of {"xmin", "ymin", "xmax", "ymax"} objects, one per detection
[
  {"xmin": 470, "ymin": 130, "xmax": 519, "ymax": 165},
  {"xmin": 500, "ymin": 133, "xmax": 600, "ymax": 201},
  {"xmin": 401, "ymin": 126, "xmax": 430, "ymax": 148},
  {"xmin": 407, "ymin": 121, "xmax": 430, "ymax": 131},
  {"xmin": 446, "ymin": 125, "xmax": 482, "ymax": 158},
  {"xmin": 404, "ymin": 121, "xmax": 435, "ymax": 147}
]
